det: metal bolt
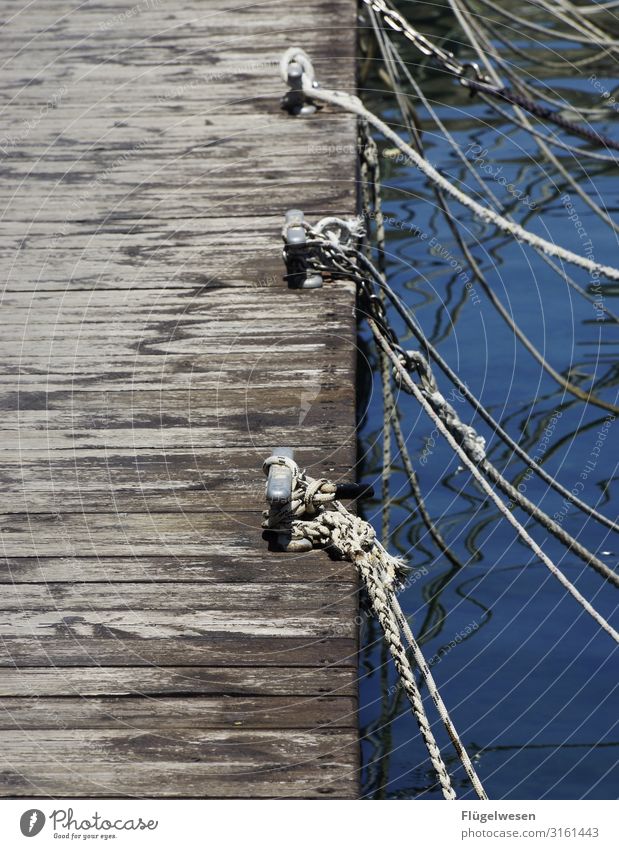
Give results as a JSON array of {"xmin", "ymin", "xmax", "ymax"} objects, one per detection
[
  {"xmin": 281, "ymin": 62, "xmax": 317, "ymax": 116},
  {"xmin": 282, "ymin": 209, "xmax": 323, "ymax": 290}
]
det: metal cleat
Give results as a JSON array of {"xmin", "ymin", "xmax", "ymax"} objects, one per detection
[
  {"xmin": 282, "ymin": 209, "xmax": 323, "ymax": 290},
  {"xmin": 263, "ymin": 448, "xmax": 312, "ymax": 552},
  {"xmin": 265, "ymin": 447, "xmax": 295, "ymax": 505},
  {"xmin": 334, "ymin": 482, "xmax": 375, "ymax": 501},
  {"xmin": 281, "ymin": 62, "xmax": 317, "ymax": 116}
]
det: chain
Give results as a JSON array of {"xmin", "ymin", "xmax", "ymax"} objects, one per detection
[
  {"xmin": 316, "ymin": 241, "xmax": 412, "ymax": 372},
  {"xmin": 302, "ymin": 218, "xmax": 447, "ymax": 406},
  {"xmin": 363, "ymin": 0, "xmax": 619, "ymax": 152},
  {"xmin": 361, "ymin": 0, "xmax": 494, "ymax": 85}
]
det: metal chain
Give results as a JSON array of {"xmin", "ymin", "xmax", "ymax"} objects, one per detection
[
  {"xmin": 301, "ymin": 216, "xmax": 619, "ymax": 586},
  {"xmin": 362, "ymin": 0, "xmax": 619, "ymax": 152},
  {"xmin": 362, "ymin": 0, "xmax": 492, "ymax": 83}
]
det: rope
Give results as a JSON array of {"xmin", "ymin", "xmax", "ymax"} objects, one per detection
[
  {"xmin": 279, "ymin": 48, "xmax": 619, "ymax": 282},
  {"xmin": 276, "ymin": 37, "xmax": 619, "ymax": 794},
  {"xmin": 364, "ymin": 0, "xmax": 619, "ymax": 150},
  {"xmin": 466, "ymin": 86, "xmax": 619, "ymax": 164},
  {"xmin": 371, "ymin": 29, "xmax": 619, "ymax": 321},
  {"xmin": 370, "ymin": 322, "xmax": 619, "ymax": 645},
  {"xmin": 514, "ymin": 0, "xmax": 619, "ymax": 44},
  {"xmin": 361, "ymin": 123, "xmax": 464, "ymax": 565},
  {"xmin": 369, "ymin": 15, "xmax": 619, "ymax": 347},
  {"xmin": 309, "ymin": 230, "xmax": 619, "ymax": 582},
  {"xmin": 368, "ymin": 263, "xmax": 619, "ymax": 535},
  {"xmin": 454, "ymin": 0, "xmax": 619, "ymax": 239},
  {"xmin": 467, "ymin": 9, "xmax": 617, "ymax": 75},
  {"xmin": 469, "ymin": 0, "xmax": 619, "ymax": 48},
  {"xmin": 361, "ymin": 19, "xmax": 619, "ymax": 415},
  {"xmin": 394, "ymin": 346, "xmax": 619, "ymax": 587},
  {"xmin": 359, "ymin": 554, "xmax": 457, "ymax": 800},
  {"xmin": 262, "ymin": 456, "xmax": 488, "ymax": 799},
  {"xmin": 397, "ymin": 349, "xmax": 487, "ymax": 463},
  {"xmin": 574, "ymin": 0, "xmax": 619, "ymax": 13},
  {"xmin": 384, "ymin": 582, "xmax": 487, "ymax": 800},
  {"xmin": 284, "ymin": 210, "xmax": 619, "ymax": 633},
  {"xmin": 397, "ymin": 348, "xmax": 619, "ymax": 586},
  {"xmin": 303, "ymin": 202, "xmax": 619, "ymax": 536},
  {"xmin": 465, "ymin": 79, "xmax": 619, "ymax": 153},
  {"xmin": 387, "ymin": 368, "xmax": 464, "ymax": 568}
]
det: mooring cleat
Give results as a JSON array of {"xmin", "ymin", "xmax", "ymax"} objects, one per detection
[
  {"xmin": 282, "ymin": 209, "xmax": 323, "ymax": 289},
  {"xmin": 281, "ymin": 62, "xmax": 317, "ymax": 116}
]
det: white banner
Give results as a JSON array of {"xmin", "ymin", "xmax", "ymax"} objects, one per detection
[{"xmin": 0, "ymin": 799, "xmax": 616, "ymax": 849}]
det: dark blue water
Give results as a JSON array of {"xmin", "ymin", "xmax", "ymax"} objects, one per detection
[{"xmin": 357, "ymin": 7, "xmax": 619, "ymax": 799}]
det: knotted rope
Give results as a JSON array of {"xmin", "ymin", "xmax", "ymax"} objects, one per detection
[
  {"xmin": 262, "ymin": 455, "xmax": 488, "ymax": 800},
  {"xmin": 372, "ymin": 321, "xmax": 619, "ymax": 644},
  {"xmin": 396, "ymin": 349, "xmax": 487, "ymax": 464},
  {"xmin": 262, "ymin": 454, "xmax": 406, "ymax": 583}
]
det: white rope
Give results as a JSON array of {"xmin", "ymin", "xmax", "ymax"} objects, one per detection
[
  {"xmin": 397, "ymin": 349, "xmax": 487, "ymax": 463},
  {"xmin": 371, "ymin": 321, "xmax": 619, "ymax": 645},
  {"xmin": 279, "ymin": 48, "xmax": 619, "ymax": 282},
  {"xmin": 384, "ymin": 582, "xmax": 488, "ymax": 800},
  {"xmin": 358, "ymin": 552, "xmax": 457, "ymax": 800},
  {"xmin": 392, "ymin": 345, "xmax": 619, "ymax": 587}
]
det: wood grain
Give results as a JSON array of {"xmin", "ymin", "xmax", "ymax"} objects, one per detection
[
  {"xmin": 0, "ymin": 667, "xmax": 358, "ymax": 697},
  {"xmin": 0, "ymin": 0, "xmax": 359, "ymax": 798},
  {"xmin": 0, "ymin": 447, "xmax": 357, "ymax": 513},
  {"xmin": 0, "ymin": 729, "xmax": 358, "ymax": 798},
  {"xmin": 0, "ymin": 695, "xmax": 358, "ymax": 730}
]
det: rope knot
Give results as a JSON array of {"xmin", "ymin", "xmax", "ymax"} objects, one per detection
[{"xmin": 262, "ymin": 463, "xmax": 406, "ymax": 585}]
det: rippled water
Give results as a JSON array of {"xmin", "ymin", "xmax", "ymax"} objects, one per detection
[{"xmin": 357, "ymin": 1, "xmax": 619, "ymax": 799}]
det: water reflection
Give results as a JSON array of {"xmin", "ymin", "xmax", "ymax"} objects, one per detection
[{"xmin": 358, "ymin": 0, "xmax": 619, "ymax": 799}]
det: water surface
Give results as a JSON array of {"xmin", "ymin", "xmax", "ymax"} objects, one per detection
[{"xmin": 357, "ymin": 0, "xmax": 619, "ymax": 799}]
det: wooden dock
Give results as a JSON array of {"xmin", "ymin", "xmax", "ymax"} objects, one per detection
[{"xmin": 0, "ymin": 0, "xmax": 359, "ymax": 797}]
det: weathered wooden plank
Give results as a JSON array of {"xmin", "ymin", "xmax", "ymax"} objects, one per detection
[
  {"xmin": 0, "ymin": 695, "xmax": 357, "ymax": 730},
  {"xmin": 0, "ymin": 359, "xmax": 353, "ymax": 391},
  {"xmin": 0, "ymin": 332, "xmax": 344, "ymax": 357},
  {"xmin": 0, "ymin": 447, "xmax": 356, "ymax": 514},
  {"xmin": 2, "ymin": 215, "xmax": 282, "ymax": 241},
  {"xmin": 0, "ymin": 581, "xmax": 358, "ymax": 666},
  {"xmin": 0, "ymin": 666, "xmax": 357, "ymax": 697},
  {"xmin": 0, "ymin": 555, "xmax": 353, "ymax": 584},
  {"xmin": 0, "ymin": 284, "xmax": 354, "ymax": 320},
  {"xmin": 0, "ymin": 419, "xmax": 351, "ymax": 450},
  {"xmin": 0, "ymin": 114, "xmax": 354, "ymax": 177},
  {"xmin": 0, "ymin": 729, "xmax": 358, "ymax": 798},
  {"xmin": 1, "ymin": 156, "xmax": 355, "ymax": 196},
  {"xmin": 0, "ymin": 609, "xmax": 353, "ymax": 641},
  {"xmin": 1, "ymin": 217, "xmax": 351, "ymax": 291},
  {"xmin": 0, "ymin": 7, "xmax": 353, "ymax": 65},
  {"xmin": 0, "ymin": 0, "xmax": 359, "ymax": 800},
  {"xmin": 0, "ymin": 289, "xmax": 355, "ymax": 345},
  {"xmin": 0, "ymin": 2, "xmax": 355, "ymax": 105},
  {"xmin": 0, "ymin": 386, "xmax": 353, "ymax": 411},
  {"xmin": 0, "ymin": 389, "xmax": 355, "ymax": 450},
  {"xmin": 0, "ymin": 635, "xmax": 356, "ymax": 668},
  {"xmin": 1, "ymin": 54, "xmax": 356, "ymax": 236},
  {"xmin": 1, "ymin": 175, "xmax": 355, "ymax": 225},
  {"xmin": 0, "ymin": 511, "xmax": 347, "ymax": 557},
  {"xmin": 1, "ymin": 111, "xmax": 352, "ymax": 151},
  {"xmin": 0, "ymin": 582, "xmax": 355, "ymax": 612},
  {"xmin": 0, "ymin": 0, "xmax": 354, "ymax": 35}
]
